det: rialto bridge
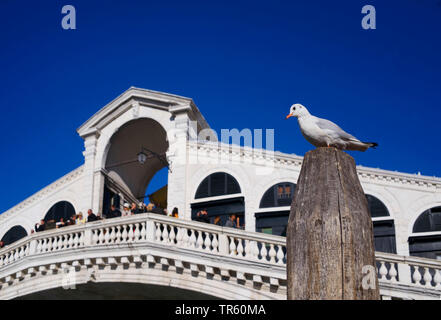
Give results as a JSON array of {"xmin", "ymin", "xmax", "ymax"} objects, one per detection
[
  {"xmin": 0, "ymin": 213, "xmax": 441, "ymax": 300},
  {"xmin": 1, "ymin": 87, "xmax": 441, "ymax": 299}
]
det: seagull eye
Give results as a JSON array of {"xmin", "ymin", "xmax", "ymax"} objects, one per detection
[{"xmin": 293, "ymin": 107, "xmax": 296, "ymax": 111}]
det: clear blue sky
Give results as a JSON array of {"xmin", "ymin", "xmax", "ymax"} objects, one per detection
[{"xmin": 0, "ymin": 0, "xmax": 440, "ymax": 214}]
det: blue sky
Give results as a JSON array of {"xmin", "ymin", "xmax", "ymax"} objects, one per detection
[{"xmin": 0, "ymin": 0, "xmax": 440, "ymax": 214}]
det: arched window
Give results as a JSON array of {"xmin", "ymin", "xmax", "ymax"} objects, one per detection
[
  {"xmin": 412, "ymin": 207, "xmax": 441, "ymax": 233},
  {"xmin": 365, "ymin": 194, "xmax": 396, "ymax": 254},
  {"xmin": 1, "ymin": 226, "xmax": 28, "ymax": 246},
  {"xmin": 260, "ymin": 183, "xmax": 296, "ymax": 208},
  {"xmin": 410, "ymin": 207, "xmax": 441, "ymax": 259},
  {"xmin": 195, "ymin": 172, "xmax": 241, "ymax": 199},
  {"xmin": 192, "ymin": 172, "xmax": 243, "ymax": 227},
  {"xmin": 44, "ymin": 201, "xmax": 75, "ymax": 222},
  {"xmin": 366, "ymin": 194, "xmax": 390, "ymax": 217},
  {"xmin": 255, "ymin": 182, "xmax": 296, "ymax": 236}
]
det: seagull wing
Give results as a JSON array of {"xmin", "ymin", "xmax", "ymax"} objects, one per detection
[{"xmin": 314, "ymin": 117, "xmax": 360, "ymax": 142}]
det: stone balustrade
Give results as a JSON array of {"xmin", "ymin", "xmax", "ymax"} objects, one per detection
[{"xmin": 0, "ymin": 213, "xmax": 440, "ymax": 300}]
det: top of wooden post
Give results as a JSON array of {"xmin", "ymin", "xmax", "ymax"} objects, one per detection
[{"xmin": 287, "ymin": 147, "xmax": 380, "ymax": 300}]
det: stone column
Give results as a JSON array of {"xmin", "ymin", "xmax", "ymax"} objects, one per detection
[
  {"xmin": 81, "ymin": 130, "xmax": 100, "ymax": 214},
  {"xmin": 167, "ymin": 113, "xmax": 190, "ymax": 220}
]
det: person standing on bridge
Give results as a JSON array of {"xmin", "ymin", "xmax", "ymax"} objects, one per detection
[
  {"xmin": 35, "ymin": 220, "xmax": 46, "ymax": 232},
  {"xmin": 195, "ymin": 209, "xmax": 210, "ymax": 224},
  {"xmin": 171, "ymin": 207, "xmax": 179, "ymax": 218},
  {"xmin": 106, "ymin": 205, "xmax": 121, "ymax": 219},
  {"xmin": 122, "ymin": 203, "xmax": 131, "ymax": 217},
  {"xmin": 87, "ymin": 209, "xmax": 98, "ymax": 222},
  {"xmin": 225, "ymin": 214, "xmax": 238, "ymax": 229}
]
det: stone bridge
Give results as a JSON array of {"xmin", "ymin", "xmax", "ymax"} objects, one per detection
[{"xmin": 0, "ymin": 213, "xmax": 440, "ymax": 300}]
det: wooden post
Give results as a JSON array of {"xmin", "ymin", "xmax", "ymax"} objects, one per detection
[{"xmin": 287, "ymin": 147, "xmax": 380, "ymax": 300}]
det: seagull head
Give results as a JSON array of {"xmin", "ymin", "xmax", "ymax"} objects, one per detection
[{"xmin": 286, "ymin": 104, "xmax": 309, "ymax": 119}]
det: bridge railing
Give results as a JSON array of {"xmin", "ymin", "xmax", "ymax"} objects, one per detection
[
  {"xmin": 376, "ymin": 252, "xmax": 441, "ymax": 290},
  {"xmin": 1, "ymin": 213, "xmax": 441, "ymax": 298}
]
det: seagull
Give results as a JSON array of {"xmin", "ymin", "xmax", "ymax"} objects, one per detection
[{"xmin": 286, "ymin": 104, "xmax": 378, "ymax": 151}]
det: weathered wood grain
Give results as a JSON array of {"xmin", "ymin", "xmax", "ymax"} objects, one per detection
[{"xmin": 287, "ymin": 147, "xmax": 379, "ymax": 300}]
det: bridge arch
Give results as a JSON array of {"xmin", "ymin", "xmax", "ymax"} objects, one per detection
[
  {"xmin": 17, "ymin": 282, "xmax": 221, "ymax": 300},
  {"xmin": 5, "ymin": 267, "xmax": 263, "ymax": 300}
]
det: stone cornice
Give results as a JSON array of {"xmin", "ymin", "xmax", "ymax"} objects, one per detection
[
  {"xmin": 0, "ymin": 166, "xmax": 85, "ymax": 223},
  {"xmin": 189, "ymin": 141, "xmax": 441, "ymax": 190}
]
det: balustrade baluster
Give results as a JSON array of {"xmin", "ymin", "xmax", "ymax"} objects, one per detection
[
  {"xmin": 92, "ymin": 230, "xmax": 98, "ymax": 245},
  {"xmin": 388, "ymin": 263, "xmax": 398, "ymax": 282},
  {"xmin": 176, "ymin": 227, "xmax": 184, "ymax": 246},
  {"xmin": 155, "ymin": 223, "xmax": 162, "ymax": 242},
  {"xmin": 203, "ymin": 232, "xmax": 211, "ymax": 251},
  {"xmin": 110, "ymin": 226, "xmax": 116, "ymax": 243},
  {"xmin": 276, "ymin": 245, "xmax": 285, "ymax": 265},
  {"xmin": 252, "ymin": 241, "xmax": 259, "ymax": 260},
  {"xmin": 79, "ymin": 232, "xmax": 84, "ymax": 247},
  {"xmin": 73, "ymin": 233, "xmax": 79, "ymax": 248},
  {"xmin": 63, "ymin": 235, "xmax": 68, "ymax": 249},
  {"xmin": 98, "ymin": 229, "xmax": 105, "ymax": 244},
  {"xmin": 260, "ymin": 242, "xmax": 268, "ymax": 261},
  {"xmin": 40, "ymin": 239, "xmax": 45, "ymax": 252},
  {"xmin": 128, "ymin": 224, "xmax": 134, "ymax": 242},
  {"xmin": 182, "ymin": 228, "xmax": 189, "ymax": 247},
  {"xmin": 244, "ymin": 240, "xmax": 251, "ymax": 258},
  {"xmin": 121, "ymin": 225, "xmax": 128, "ymax": 243},
  {"xmin": 434, "ymin": 269, "xmax": 441, "ymax": 289},
  {"xmin": 412, "ymin": 266, "xmax": 422, "ymax": 285},
  {"xmin": 237, "ymin": 238, "xmax": 244, "ymax": 257},
  {"xmin": 379, "ymin": 261, "xmax": 388, "ymax": 280},
  {"xmin": 229, "ymin": 237, "xmax": 237, "ymax": 257},
  {"xmin": 46, "ymin": 238, "xmax": 52, "ymax": 252},
  {"xmin": 196, "ymin": 231, "xmax": 204, "ymax": 250},
  {"xmin": 169, "ymin": 226, "xmax": 176, "ymax": 245},
  {"xmin": 115, "ymin": 226, "xmax": 122, "ymax": 244},
  {"xmin": 189, "ymin": 230, "xmax": 196, "ymax": 248},
  {"xmin": 140, "ymin": 222, "xmax": 146, "ymax": 240},
  {"xmin": 104, "ymin": 228, "xmax": 110, "ymax": 244},
  {"xmin": 211, "ymin": 234, "xmax": 219, "ymax": 253},
  {"xmin": 52, "ymin": 237, "xmax": 58, "ymax": 251},
  {"xmin": 162, "ymin": 224, "xmax": 169, "ymax": 244},
  {"xmin": 134, "ymin": 223, "xmax": 140, "ymax": 241},
  {"xmin": 36, "ymin": 240, "xmax": 42, "ymax": 253},
  {"xmin": 59, "ymin": 235, "xmax": 64, "ymax": 250},
  {"xmin": 423, "ymin": 267, "xmax": 433, "ymax": 288},
  {"xmin": 269, "ymin": 244, "xmax": 276, "ymax": 263}
]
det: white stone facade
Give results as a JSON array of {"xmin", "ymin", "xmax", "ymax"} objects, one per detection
[{"xmin": 1, "ymin": 87, "xmax": 441, "ymax": 261}]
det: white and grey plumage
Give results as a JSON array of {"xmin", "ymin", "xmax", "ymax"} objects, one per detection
[{"xmin": 286, "ymin": 104, "xmax": 378, "ymax": 152}]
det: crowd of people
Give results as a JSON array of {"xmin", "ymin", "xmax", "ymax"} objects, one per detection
[
  {"xmin": 32, "ymin": 202, "xmax": 179, "ymax": 234},
  {"xmin": 0, "ymin": 204, "xmax": 242, "ymax": 250},
  {"xmin": 194, "ymin": 209, "xmax": 243, "ymax": 229}
]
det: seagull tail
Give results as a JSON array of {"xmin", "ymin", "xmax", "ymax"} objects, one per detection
[{"xmin": 364, "ymin": 142, "xmax": 378, "ymax": 149}]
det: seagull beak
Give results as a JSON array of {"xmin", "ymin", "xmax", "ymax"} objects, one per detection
[{"xmin": 286, "ymin": 114, "xmax": 293, "ymax": 119}]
